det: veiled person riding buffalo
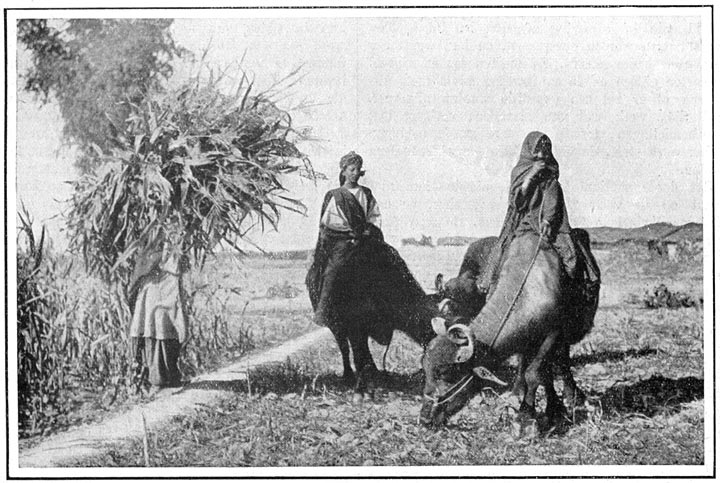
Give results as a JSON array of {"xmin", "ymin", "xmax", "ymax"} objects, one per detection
[
  {"xmin": 305, "ymin": 134, "xmax": 601, "ymax": 433},
  {"xmin": 305, "ymin": 151, "xmax": 439, "ymax": 397},
  {"xmin": 420, "ymin": 131, "xmax": 601, "ymax": 431}
]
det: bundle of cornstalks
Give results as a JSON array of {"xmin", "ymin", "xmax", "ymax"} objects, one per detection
[{"xmin": 67, "ymin": 67, "xmax": 317, "ymax": 282}]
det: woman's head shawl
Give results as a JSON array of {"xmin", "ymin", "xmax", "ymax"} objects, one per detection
[{"xmin": 508, "ymin": 131, "xmax": 559, "ymax": 205}]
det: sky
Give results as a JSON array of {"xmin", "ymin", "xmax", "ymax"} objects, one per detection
[{"xmin": 13, "ymin": 8, "xmax": 710, "ymax": 251}]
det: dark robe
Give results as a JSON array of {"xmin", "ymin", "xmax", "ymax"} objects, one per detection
[
  {"xmin": 478, "ymin": 131, "xmax": 577, "ymax": 294},
  {"xmin": 306, "ymin": 186, "xmax": 418, "ymax": 330}
]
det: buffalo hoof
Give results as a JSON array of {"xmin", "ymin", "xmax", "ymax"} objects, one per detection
[
  {"xmin": 342, "ymin": 371, "xmax": 355, "ymax": 385},
  {"xmin": 509, "ymin": 403, "xmax": 539, "ymax": 439},
  {"xmin": 351, "ymin": 390, "xmax": 374, "ymax": 405},
  {"xmin": 546, "ymin": 401, "xmax": 568, "ymax": 421},
  {"xmin": 538, "ymin": 412, "xmax": 570, "ymax": 437},
  {"xmin": 511, "ymin": 416, "xmax": 538, "ymax": 440}
]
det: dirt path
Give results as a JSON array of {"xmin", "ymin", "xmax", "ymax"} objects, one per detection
[{"xmin": 17, "ymin": 327, "xmax": 332, "ymax": 468}]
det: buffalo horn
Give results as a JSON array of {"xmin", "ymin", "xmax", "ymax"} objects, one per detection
[{"xmin": 431, "ymin": 316, "xmax": 448, "ymax": 336}]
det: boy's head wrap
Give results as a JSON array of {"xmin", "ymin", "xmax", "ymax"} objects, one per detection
[
  {"xmin": 340, "ymin": 151, "xmax": 363, "ymax": 169},
  {"xmin": 338, "ymin": 151, "xmax": 365, "ymax": 185}
]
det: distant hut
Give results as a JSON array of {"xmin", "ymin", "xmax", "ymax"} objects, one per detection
[
  {"xmin": 401, "ymin": 235, "xmax": 434, "ymax": 247},
  {"xmin": 648, "ymin": 223, "xmax": 703, "ymax": 261},
  {"xmin": 436, "ymin": 236, "xmax": 478, "ymax": 247}
]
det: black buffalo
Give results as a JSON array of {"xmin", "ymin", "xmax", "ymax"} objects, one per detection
[
  {"xmin": 421, "ymin": 231, "xmax": 600, "ymax": 430},
  {"xmin": 306, "ymin": 237, "xmax": 440, "ymax": 396}
]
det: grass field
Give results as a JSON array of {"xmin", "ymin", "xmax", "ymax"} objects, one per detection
[{"xmin": 56, "ymin": 241, "xmax": 706, "ymax": 470}]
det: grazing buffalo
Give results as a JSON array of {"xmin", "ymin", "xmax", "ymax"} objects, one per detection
[
  {"xmin": 306, "ymin": 239, "xmax": 440, "ymax": 397},
  {"xmin": 435, "ymin": 236, "xmax": 497, "ymax": 317},
  {"xmin": 420, "ymin": 230, "xmax": 599, "ymax": 430},
  {"xmin": 434, "ymin": 233, "xmax": 593, "ymax": 400}
]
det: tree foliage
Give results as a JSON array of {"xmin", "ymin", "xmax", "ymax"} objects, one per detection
[
  {"xmin": 66, "ymin": 66, "xmax": 318, "ymax": 284},
  {"xmin": 17, "ymin": 19, "xmax": 187, "ymax": 173}
]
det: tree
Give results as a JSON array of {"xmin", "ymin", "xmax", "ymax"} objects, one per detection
[{"xmin": 18, "ymin": 19, "xmax": 188, "ymax": 173}]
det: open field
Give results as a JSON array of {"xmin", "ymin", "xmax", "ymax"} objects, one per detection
[{"xmin": 43, "ymin": 240, "xmax": 705, "ymax": 469}]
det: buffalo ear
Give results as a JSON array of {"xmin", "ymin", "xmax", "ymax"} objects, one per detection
[
  {"xmin": 437, "ymin": 298, "xmax": 454, "ymax": 315},
  {"xmin": 473, "ymin": 366, "xmax": 507, "ymax": 386},
  {"xmin": 435, "ymin": 273, "xmax": 445, "ymax": 293},
  {"xmin": 431, "ymin": 317, "xmax": 448, "ymax": 336}
]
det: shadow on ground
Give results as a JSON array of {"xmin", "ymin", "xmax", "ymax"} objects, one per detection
[
  {"xmin": 594, "ymin": 374, "xmax": 703, "ymax": 417},
  {"xmin": 178, "ymin": 364, "xmax": 427, "ymax": 398},
  {"xmin": 556, "ymin": 374, "xmax": 704, "ymax": 434},
  {"xmin": 571, "ymin": 347, "xmax": 658, "ymax": 366},
  {"xmin": 176, "ymin": 349, "xmax": 702, "ymax": 423}
]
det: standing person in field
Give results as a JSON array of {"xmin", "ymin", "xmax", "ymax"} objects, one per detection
[
  {"xmin": 128, "ymin": 228, "xmax": 190, "ymax": 391},
  {"xmin": 306, "ymin": 151, "xmax": 384, "ymax": 327},
  {"xmin": 477, "ymin": 131, "xmax": 586, "ymax": 297}
]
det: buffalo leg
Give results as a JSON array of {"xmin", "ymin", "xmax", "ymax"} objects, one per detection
[
  {"xmin": 554, "ymin": 343, "xmax": 586, "ymax": 407},
  {"xmin": 331, "ymin": 328, "xmax": 354, "ymax": 382},
  {"xmin": 521, "ymin": 331, "xmax": 559, "ymax": 419},
  {"xmin": 512, "ymin": 354, "xmax": 528, "ymax": 399},
  {"xmin": 540, "ymin": 358, "xmax": 566, "ymax": 426},
  {"xmin": 349, "ymin": 334, "xmax": 377, "ymax": 395}
]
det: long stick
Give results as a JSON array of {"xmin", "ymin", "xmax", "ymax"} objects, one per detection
[{"xmin": 142, "ymin": 412, "xmax": 151, "ymax": 467}]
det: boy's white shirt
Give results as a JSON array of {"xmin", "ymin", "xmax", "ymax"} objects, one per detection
[{"xmin": 320, "ymin": 186, "xmax": 382, "ymax": 232}]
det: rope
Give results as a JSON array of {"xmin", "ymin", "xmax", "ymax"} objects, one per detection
[
  {"xmin": 436, "ymin": 374, "xmax": 475, "ymax": 406},
  {"xmin": 431, "ymin": 192, "xmax": 547, "ymax": 413}
]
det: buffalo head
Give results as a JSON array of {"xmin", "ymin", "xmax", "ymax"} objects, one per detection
[
  {"xmin": 434, "ymin": 271, "xmax": 486, "ymax": 318},
  {"xmin": 419, "ymin": 315, "xmax": 506, "ymax": 427}
]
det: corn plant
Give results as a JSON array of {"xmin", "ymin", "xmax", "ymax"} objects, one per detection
[
  {"xmin": 16, "ymin": 209, "xmax": 65, "ymax": 435},
  {"xmin": 17, "ymin": 207, "xmax": 136, "ymax": 436},
  {"xmin": 52, "ymin": 277, "xmax": 133, "ymax": 400}
]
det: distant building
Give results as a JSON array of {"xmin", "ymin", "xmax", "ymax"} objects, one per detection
[
  {"xmin": 436, "ymin": 236, "xmax": 478, "ymax": 247},
  {"xmin": 647, "ymin": 223, "xmax": 703, "ymax": 261},
  {"xmin": 401, "ymin": 235, "xmax": 434, "ymax": 247}
]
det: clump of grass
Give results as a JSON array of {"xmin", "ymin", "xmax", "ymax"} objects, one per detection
[{"xmin": 642, "ymin": 284, "xmax": 702, "ymax": 309}]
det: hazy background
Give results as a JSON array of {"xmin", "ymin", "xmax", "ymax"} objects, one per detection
[{"xmin": 15, "ymin": 11, "xmax": 707, "ymax": 251}]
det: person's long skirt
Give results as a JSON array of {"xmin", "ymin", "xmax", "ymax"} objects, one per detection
[
  {"xmin": 131, "ymin": 337, "xmax": 182, "ymax": 388},
  {"xmin": 129, "ymin": 269, "xmax": 187, "ymax": 389}
]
